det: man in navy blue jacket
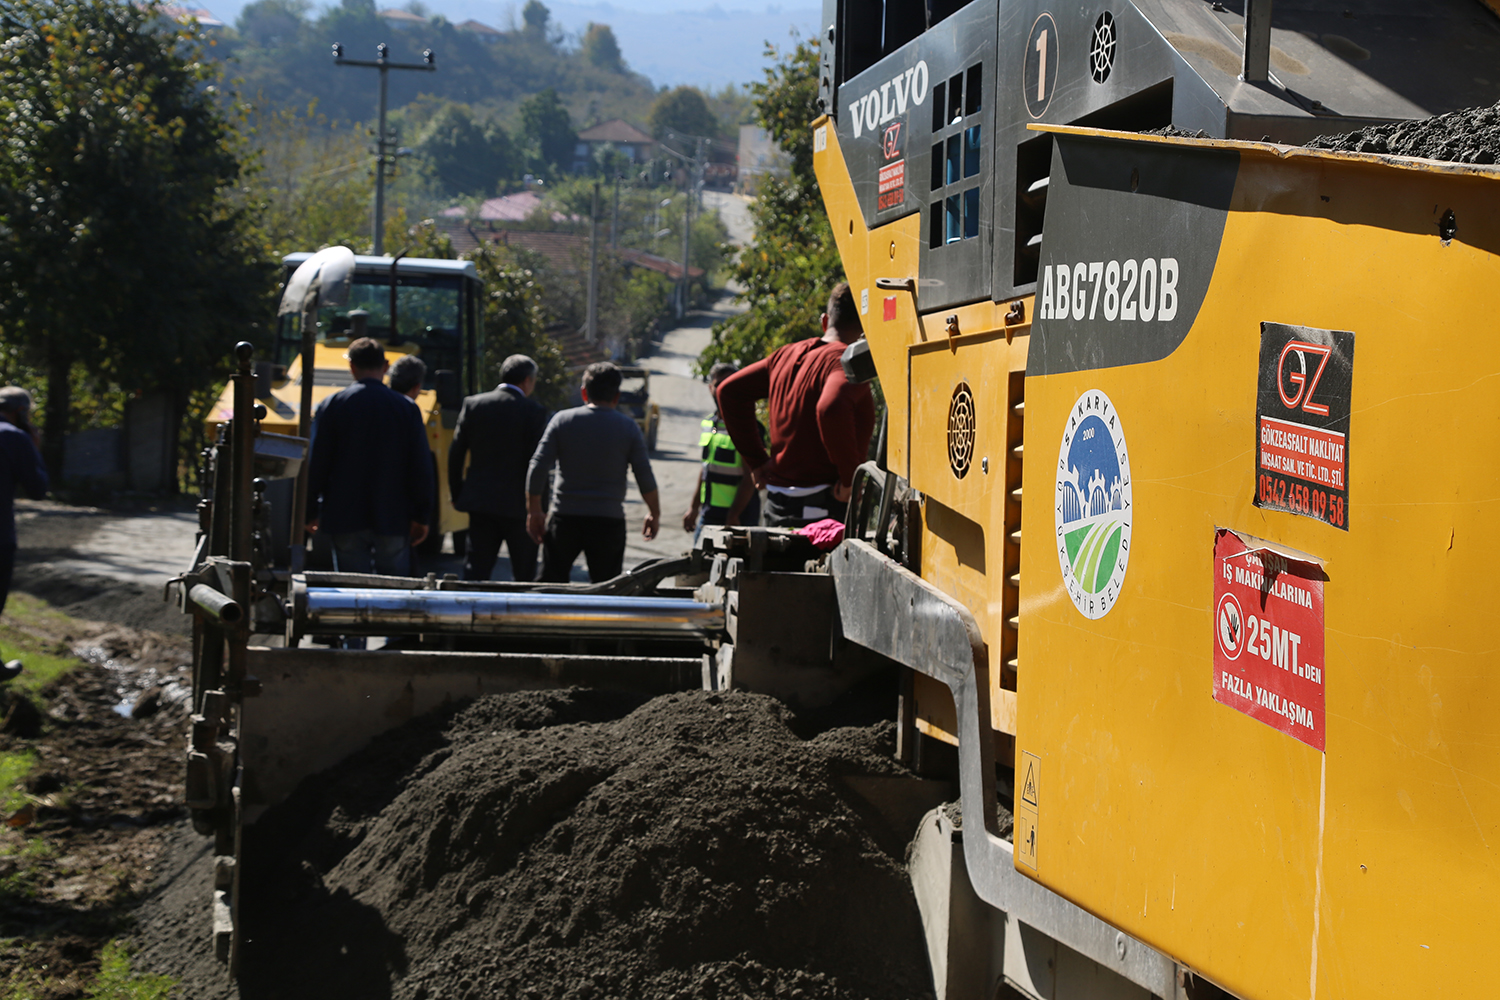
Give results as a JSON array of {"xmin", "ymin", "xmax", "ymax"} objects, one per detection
[
  {"xmin": 0, "ymin": 386, "xmax": 49, "ymax": 681},
  {"xmin": 304, "ymin": 338, "xmax": 433, "ymax": 576}
]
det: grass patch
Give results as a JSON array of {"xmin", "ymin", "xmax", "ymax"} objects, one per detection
[
  {"xmin": 0, "ymin": 940, "xmax": 176, "ymax": 1000},
  {"xmin": 0, "ymin": 592, "xmax": 85, "ymax": 697},
  {"xmin": 87, "ymin": 941, "xmax": 177, "ymax": 1000},
  {"xmin": 0, "ymin": 749, "xmax": 36, "ymax": 813}
]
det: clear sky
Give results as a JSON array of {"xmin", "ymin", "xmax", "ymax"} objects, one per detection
[{"xmin": 203, "ymin": 0, "xmax": 822, "ymax": 89}]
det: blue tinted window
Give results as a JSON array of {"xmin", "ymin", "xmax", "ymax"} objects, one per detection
[
  {"xmin": 964, "ymin": 126, "xmax": 981, "ymax": 178},
  {"xmin": 946, "ymin": 195, "xmax": 962, "ymax": 244},
  {"xmin": 946, "ymin": 135, "xmax": 960, "ymax": 185},
  {"xmin": 931, "ymin": 142, "xmax": 944, "ymax": 191},
  {"xmin": 964, "ymin": 188, "xmax": 980, "ymax": 239}
]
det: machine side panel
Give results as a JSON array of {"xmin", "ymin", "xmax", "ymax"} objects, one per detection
[
  {"xmin": 1018, "ymin": 133, "xmax": 1500, "ymax": 998},
  {"xmin": 1027, "ymin": 135, "xmax": 1237, "ymax": 375}
]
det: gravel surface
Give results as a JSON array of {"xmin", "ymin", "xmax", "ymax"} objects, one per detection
[{"xmin": 132, "ymin": 688, "xmax": 936, "ymax": 1000}]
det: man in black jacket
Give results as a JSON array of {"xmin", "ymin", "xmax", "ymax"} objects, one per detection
[
  {"xmin": 449, "ymin": 355, "xmax": 549, "ymax": 581},
  {"xmin": 305, "ymin": 338, "xmax": 433, "ymax": 576}
]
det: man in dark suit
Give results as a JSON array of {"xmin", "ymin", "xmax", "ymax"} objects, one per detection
[
  {"xmin": 449, "ymin": 354, "xmax": 549, "ymax": 581},
  {"xmin": 305, "ymin": 337, "xmax": 433, "ymax": 576}
]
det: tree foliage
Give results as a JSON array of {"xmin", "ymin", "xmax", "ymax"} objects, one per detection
[
  {"xmin": 417, "ymin": 103, "xmax": 516, "ymax": 195},
  {"xmin": 222, "ymin": 0, "xmax": 657, "ymax": 132},
  {"xmin": 700, "ymin": 38, "xmax": 841, "ymax": 372},
  {"xmin": 471, "ymin": 249, "xmax": 569, "ymax": 410},
  {"xmin": 0, "ymin": 0, "xmax": 270, "ymax": 476},
  {"xmin": 243, "ymin": 102, "xmax": 374, "ymax": 255},
  {"xmin": 649, "ymin": 86, "xmax": 722, "ymax": 142},
  {"xmin": 519, "ymin": 88, "xmax": 578, "ymax": 176},
  {"xmin": 581, "ymin": 23, "xmax": 625, "ymax": 72}
]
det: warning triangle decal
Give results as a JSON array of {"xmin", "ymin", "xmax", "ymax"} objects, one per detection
[{"xmin": 1021, "ymin": 761, "xmax": 1038, "ymax": 807}]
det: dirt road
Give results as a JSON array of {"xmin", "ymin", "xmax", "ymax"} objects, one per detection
[{"xmin": 14, "ymin": 500, "xmax": 200, "ymax": 635}]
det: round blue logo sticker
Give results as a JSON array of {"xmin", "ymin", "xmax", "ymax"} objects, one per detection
[{"xmin": 1055, "ymin": 390, "xmax": 1132, "ymax": 619}]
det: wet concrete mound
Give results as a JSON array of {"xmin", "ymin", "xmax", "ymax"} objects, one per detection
[
  {"xmin": 223, "ymin": 689, "xmax": 934, "ymax": 1000},
  {"xmin": 1304, "ymin": 99, "xmax": 1500, "ymax": 163}
]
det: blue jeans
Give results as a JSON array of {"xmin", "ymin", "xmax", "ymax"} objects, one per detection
[{"xmin": 330, "ymin": 531, "xmax": 411, "ymax": 576}]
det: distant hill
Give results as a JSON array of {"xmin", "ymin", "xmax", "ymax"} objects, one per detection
[
  {"xmin": 204, "ymin": 0, "xmax": 819, "ymax": 89},
  {"xmin": 456, "ymin": 1, "xmax": 820, "ymax": 88}
]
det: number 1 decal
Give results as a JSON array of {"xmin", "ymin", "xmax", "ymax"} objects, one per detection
[
  {"xmin": 1026, "ymin": 13, "xmax": 1059, "ymax": 119},
  {"xmin": 1036, "ymin": 29, "xmax": 1048, "ymax": 102}
]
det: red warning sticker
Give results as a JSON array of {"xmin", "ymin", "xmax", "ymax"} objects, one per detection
[{"xmin": 1212, "ymin": 529, "xmax": 1325, "ymax": 752}]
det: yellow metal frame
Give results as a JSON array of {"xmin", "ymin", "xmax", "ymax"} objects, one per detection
[
  {"xmin": 814, "ymin": 116, "xmax": 1027, "ymax": 752},
  {"xmin": 1018, "ymin": 129, "xmax": 1500, "ymax": 998},
  {"xmin": 821, "ymin": 106, "xmax": 1500, "ymax": 995}
]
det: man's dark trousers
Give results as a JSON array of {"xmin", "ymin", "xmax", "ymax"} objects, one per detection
[
  {"xmin": 541, "ymin": 515, "xmax": 626, "ymax": 583},
  {"xmin": 466, "ymin": 512, "xmax": 538, "ymax": 582}
]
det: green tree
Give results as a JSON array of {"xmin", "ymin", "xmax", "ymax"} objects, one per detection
[
  {"xmin": 236, "ymin": 0, "xmax": 308, "ymax": 47},
  {"xmin": 649, "ymin": 86, "xmax": 721, "ymax": 142},
  {"xmin": 519, "ymin": 88, "xmax": 577, "ymax": 176},
  {"xmin": 417, "ymin": 103, "xmax": 516, "ymax": 195},
  {"xmin": 0, "ymin": 0, "xmax": 271, "ymax": 479},
  {"xmin": 700, "ymin": 38, "xmax": 841, "ymax": 372},
  {"xmin": 243, "ymin": 102, "xmax": 374, "ymax": 255},
  {"xmin": 581, "ymin": 23, "xmax": 625, "ymax": 72},
  {"xmin": 521, "ymin": 0, "xmax": 550, "ymax": 38},
  {"xmin": 472, "ymin": 248, "xmax": 569, "ymax": 410}
]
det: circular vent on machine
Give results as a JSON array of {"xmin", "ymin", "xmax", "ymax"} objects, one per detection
[
  {"xmin": 948, "ymin": 382, "xmax": 976, "ymax": 479},
  {"xmin": 1090, "ymin": 12, "xmax": 1117, "ymax": 83}
]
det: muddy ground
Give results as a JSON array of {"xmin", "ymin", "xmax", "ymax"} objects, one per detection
[{"xmin": 0, "ymin": 609, "xmax": 192, "ymax": 996}]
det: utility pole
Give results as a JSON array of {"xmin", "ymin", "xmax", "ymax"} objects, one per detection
[
  {"xmin": 333, "ymin": 42, "xmax": 435, "ymax": 256},
  {"xmin": 677, "ymin": 137, "xmax": 704, "ymax": 319},
  {"xmin": 587, "ymin": 181, "xmax": 601, "ymax": 343},
  {"xmin": 610, "ymin": 173, "xmax": 622, "ymax": 249}
]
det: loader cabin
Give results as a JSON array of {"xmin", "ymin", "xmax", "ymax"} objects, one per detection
[
  {"xmin": 270, "ymin": 254, "xmax": 483, "ymax": 416},
  {"xmin": 818, "ymin": 0, "xmax": 1500, "ymax": 313}
]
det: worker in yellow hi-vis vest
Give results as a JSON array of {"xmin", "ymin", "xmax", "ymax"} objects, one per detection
[{"xmin": 682, "ymin": 363, "xmax": 763, "ymax": 540}]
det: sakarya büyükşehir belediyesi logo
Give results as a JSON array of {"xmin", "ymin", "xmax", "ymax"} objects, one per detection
[{"xmin": 1055, "ymin": 390, "xmax": 1132, "ymax": 619}]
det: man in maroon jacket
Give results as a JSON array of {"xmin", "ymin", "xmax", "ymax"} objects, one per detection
[{"xmin": 716, "ymin": 282, "xmax": 875, "ymax": 527}]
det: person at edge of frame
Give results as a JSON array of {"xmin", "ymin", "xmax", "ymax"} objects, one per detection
[
  {"xmin": 715, "ymin": 282, "xmax": 875, "ymax": 528},
  {"xmin": 448, "ymin": 354, "xmax": 550, "ymax": 582},
  {"xmin": 0, "ymin": 386, "xmax": 48, "ymax": 683},
  {"xmin": 682, "ymin": 361, "xmax": 762, "ymax": 541},
  {"xmin": 525, "ymin": 362, "xmax": 660, "ymax": 583}
]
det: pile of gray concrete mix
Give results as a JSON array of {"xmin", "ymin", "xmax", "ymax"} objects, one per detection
[
  {"xmin": 1305, "ymin": 98, "xmax": 1500, "ymax": 161},
  {"xmin": 134, "ymin": 688, "xmax": 939, "ymax": 1000}
]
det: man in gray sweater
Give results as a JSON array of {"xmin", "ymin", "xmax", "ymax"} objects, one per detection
[{"xmin": 526, "ymin": 362, "xmax": 660, "ymax": 582}]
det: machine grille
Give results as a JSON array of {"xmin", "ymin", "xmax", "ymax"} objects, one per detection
[
  {"xmin": 947, "ymin": 381, "xmax": 976, "ymax": 479},
  {"xmin": 1090, "ymin": 12, "xmax": 1117, "ymax": 84}
]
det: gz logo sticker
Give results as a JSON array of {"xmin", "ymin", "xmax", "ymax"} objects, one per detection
[
  {"xmin": 1056, "ymin": 390, "xmax": 1132, "ymax": 619},
  {"xmin": 1254, "ymin": 322, "xmax": 1354, "ymax": 530},
  {"xmin": 877, "ymin": 120, "xmax": 906, "ymax": 212}
]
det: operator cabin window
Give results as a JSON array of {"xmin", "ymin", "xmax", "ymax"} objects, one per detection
[
  {"xmin": 839, "ymin": 0, "xmax": 969, "ymax": 83},
  {"xmin": 929, "ymin": 63, "xmax": 982, "ymax": 248}
]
